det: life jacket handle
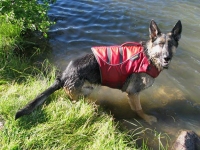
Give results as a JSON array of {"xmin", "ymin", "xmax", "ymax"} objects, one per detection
[{"xmin": 121, "ymin": 42, "xmax": 141, "ymax": 47}]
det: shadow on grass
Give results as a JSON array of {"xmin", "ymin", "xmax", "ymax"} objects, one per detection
[
  {"xmin": 16, "ymin": 107, "xmax": 48, "ymax": 130},
  {"xmin": 0, "ymin": 32, "xmax": 54, "ymax": 84},
  {"xmin": 15, "ymin": 96, "xmax": 56, "ymax": 130}
]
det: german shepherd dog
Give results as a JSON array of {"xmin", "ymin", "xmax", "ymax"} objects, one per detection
[{"xmin": 15, "ymin": 20, "xmax": 182, "ymax": 125}]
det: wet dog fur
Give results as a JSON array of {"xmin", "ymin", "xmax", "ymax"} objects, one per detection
[{"xmin": 15, "ymin": 20, "xmax": 182, "ymax": 125}]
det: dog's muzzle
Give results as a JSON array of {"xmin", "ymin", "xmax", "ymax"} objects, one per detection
[{"xmin": 163, "ymin": 56, "xmax": 171, "ymax": 68}]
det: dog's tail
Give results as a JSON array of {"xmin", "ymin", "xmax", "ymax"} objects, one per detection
[{"xmin": 15, "ymin": 78, "xmax": 63, "ymax": 120}]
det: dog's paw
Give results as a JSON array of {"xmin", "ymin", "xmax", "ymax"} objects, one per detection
[
  {"xmin": 136, "ymin": 110, "xmax": 157, "ymax": 125},
  {"xmin": 144, "ymin": 115, "xmax": 157, "ymax": 125}
]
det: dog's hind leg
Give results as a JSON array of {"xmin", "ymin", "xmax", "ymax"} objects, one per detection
[
  {"xmin": 128, "ymin": 93, "xmax": 157, "ymax": 125},
  {"xmin": 63, "ymin": 79, "xmax": 92, "ymax": 101}
]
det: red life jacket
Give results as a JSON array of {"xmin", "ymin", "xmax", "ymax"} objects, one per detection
[{"xmin": 91, "ymin": 42, "xmax": 160, "ymax": 89}]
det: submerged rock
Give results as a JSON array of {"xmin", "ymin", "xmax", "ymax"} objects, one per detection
[{"xmin": 171, "ymin": 130, "xmax": 200, "ymax": 150}]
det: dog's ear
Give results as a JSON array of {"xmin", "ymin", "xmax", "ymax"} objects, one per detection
[
  {"xmin": 149, "ymin": 20, "xmax": 161, "ymax": 41},
  {"xmin": 171, "ymin": 20, "xmax": 182, "ymax": 41}
]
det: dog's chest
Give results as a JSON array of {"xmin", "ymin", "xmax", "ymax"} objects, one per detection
[{"xmin": 122, "ymin": 73, "xmax": 155, "ymax": 94}]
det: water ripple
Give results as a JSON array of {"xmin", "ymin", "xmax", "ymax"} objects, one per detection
[{"xmin": 47, "ymin": 0, "xmax": 200, "ymax": 146}]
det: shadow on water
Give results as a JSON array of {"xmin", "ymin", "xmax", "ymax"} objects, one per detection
[
  {"xmin": 86, "ymin": 84, "xmax": 200, "ymax": 148},
  {"xmin": 119, "ymin": 99, "xmax": 200, "ymax": 149}
]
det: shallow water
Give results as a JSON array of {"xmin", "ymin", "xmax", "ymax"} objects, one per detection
[{"xmin": 48, "ymin": 0, "xmax": 200, "ymax": 148}]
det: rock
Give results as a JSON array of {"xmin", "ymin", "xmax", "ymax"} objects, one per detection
[{"xmin": 171, "ymin": 130, "xmax": 200, "ymax": 150}]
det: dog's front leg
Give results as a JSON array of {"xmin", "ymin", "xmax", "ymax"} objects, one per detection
[{"xmin": 128, "ymin": 93, "xmax": 157, "ymax": 125}]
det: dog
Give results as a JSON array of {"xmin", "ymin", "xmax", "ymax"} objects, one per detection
[{"xmin": 15, "ymin": 20, "xmax": 182, "ymax": 125}]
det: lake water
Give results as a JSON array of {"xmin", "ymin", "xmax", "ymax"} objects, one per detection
[{"xmin": 48, "ymin": 0, "xmax": 200, "ymax": 148}]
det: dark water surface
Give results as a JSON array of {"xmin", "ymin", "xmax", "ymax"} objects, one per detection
[{"xmin": 48, "ymin": 0, "xmax": 200, "ymax": 148}]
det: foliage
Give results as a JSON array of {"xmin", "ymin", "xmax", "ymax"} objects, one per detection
[
  {"xmin": 0, "ymin": 2, "xmax": 54, "ymax": 81},
  {"xmin": 0, "ymin": 13, "xmax": 35, "ymax": 83},
  {"xmin": 0, "ymin": 0, "xmax": 54, "ymax": 37},
  {"xmin": 0, "ymin": 13, "xmax": 22, "ymax": 82},
  {"xmin": 0, "ymin": 12, "xmax": 22, "ymax": 52},
  {"xmin": 0, "ymin": 0, "xmax": 54, "ymax": 81}
]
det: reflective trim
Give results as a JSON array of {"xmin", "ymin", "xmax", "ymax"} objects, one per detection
[
  {"xmin": 106, "ymin": 47, "xmax": 111, "ymax": 64},
  {"xmin": 119, "ymin": 47, "xmax": 123, "ymax": 63},
  {"xmin": 130, "ymin": 54, "xmax": 139, "ymax": 61}
]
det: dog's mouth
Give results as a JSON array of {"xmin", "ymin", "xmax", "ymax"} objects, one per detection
[
  {"xmin": 162, "ymin": 56, "xmax": 172, "ymax": 69},
  {"xmin": 162, "ymin": 61, "xmax": 170, "ymax": 69}
]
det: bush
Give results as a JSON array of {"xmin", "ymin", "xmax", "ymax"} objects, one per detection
[
  {"xmin": 0, "ymin": 12, "xmax": 22, "ymax": 52},
  {"xmin": 0, "ymin": 12, "xmax": 50, "ymax": 83},
  {"xmin": 0, "ymin": 0, "xmax": 55, "ymax": 82},
  {"xmin": 0, "ymin": 0, "xmax": 54, "ymax": 37}
]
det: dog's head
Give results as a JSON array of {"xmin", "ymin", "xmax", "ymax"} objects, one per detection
[{"xmin": 146, "ymin": 20, "xmax": 182, "ymax": 71}]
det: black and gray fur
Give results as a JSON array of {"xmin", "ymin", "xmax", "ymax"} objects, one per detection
[{"xmin": 15, "ymin": 20, "xmax": 182, "ymax": 124}]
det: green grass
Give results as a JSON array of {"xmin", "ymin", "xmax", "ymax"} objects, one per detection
[
  {"xmin": 0, "ymin": 14, "xmax": 139, "ymax": 150},
  {"xmin": 0, "ymin": 14, "xmax": 22, "ymax": 52},
  {"xmin": 0, "ymin": 12, "xmax": 170, "ymax": 150},
  {"xmin": 0, "ymin": 64, "xmax": 171, "ymax": 150},
  {"xmin": 0, "ymin": 69, "xmax": 138, "ymax": 150}
]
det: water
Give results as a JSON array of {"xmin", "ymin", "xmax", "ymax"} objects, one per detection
[{"xmin": 48, "ymin": 0, "xmax": 200, "ymax": 148}]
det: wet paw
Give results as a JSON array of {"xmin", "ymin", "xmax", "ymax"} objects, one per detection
[
  {"xmin": 135, "ymin": 110, "xmax": 157, "ymax": 125},
  {"xmin": 144, "ymin": 115, "xmax": 157, "ymax": 125}
]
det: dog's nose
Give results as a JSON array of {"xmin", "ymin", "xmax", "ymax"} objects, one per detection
[{"xmin": 164, "ymin": 56, "xmax": 171, "ymax": 62}]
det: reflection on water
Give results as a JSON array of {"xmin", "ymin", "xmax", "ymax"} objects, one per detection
[{"xmin": 48, "ymin": 0, "xmax": 200, "ymax": 148}]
